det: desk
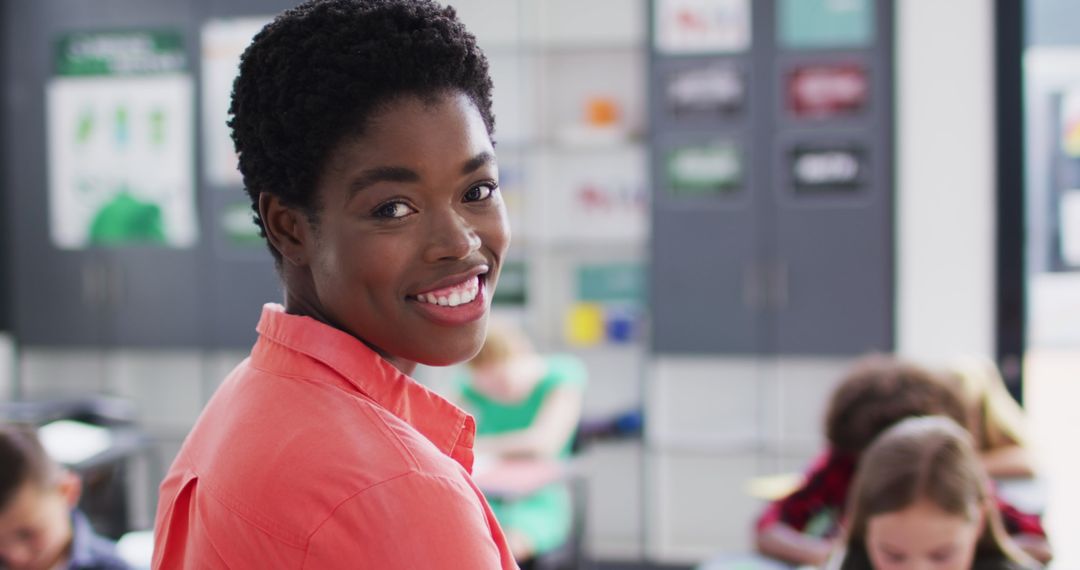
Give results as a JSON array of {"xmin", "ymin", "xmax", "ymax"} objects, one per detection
[{"xmin": 696, "ymin": 552, "xmax": 805, "ymax": 570}]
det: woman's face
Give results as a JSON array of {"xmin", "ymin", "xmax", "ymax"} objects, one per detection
[
  {"xmin": 865, "ymin": 499, "xmax": 983, "ymax": 570},
  {"xmin": 291, "ymin": 91, "xmax": 509, "ymax": 370}
]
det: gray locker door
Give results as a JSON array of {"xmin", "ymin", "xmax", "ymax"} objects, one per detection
[{"xmin": 7, "ymin": 0, "xmax": 207, "ymax": 347}]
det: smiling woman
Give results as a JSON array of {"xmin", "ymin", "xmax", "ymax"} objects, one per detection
[{"xmin": 151, "ymin": 2, "xmax": 516, "ymax": 569}]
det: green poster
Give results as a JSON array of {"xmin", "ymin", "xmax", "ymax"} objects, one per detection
[
  {"xmin": 778, "ymin": 0, "xmax": 874, "ymax": 49},
  {"xmin": 48, "ymin": 30, "xmax": 197, "ymax": 249}
]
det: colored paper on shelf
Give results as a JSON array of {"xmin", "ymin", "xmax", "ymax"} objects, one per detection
[
  {"xmin": 666, "ymin": 63, "xmax": 744, "ymax": 117},
  {"xmin": 1060, "ymin": 91, "xmax": 1080, "ymax": 157},
  {"xmin": 47, "ymin": 30, "xmax": 197, "ymax": 249},
  {"xmin": 654, "ymin": 0, "xmax": 751, "ymax": 55},
  {"xmin": 604, "ymin": 306, "xmax": 641, "ymax": 344},
  {"xmin": 565, "ymin": 303, "xmax": 605, "ymax": 347},
  {"xmin": 1062, "ymin": 190, "xmax": 1080, "ymax": 266},
  {"xmin": 577, "ymin": 263, "xmax": 645, "ymax": 305},
  {"xmin": 787, "ymin": 64, "xmax": 868, "ymax": 119},
  {"xmin": 778, "ymin": 0, "xmax": 874, "ymax": 49},
  {"xmin": 791, "ymin": 145, "xmax": 865, "ymax": 194},
  {"xmin": 666, "ymin": 142, "xmax": 742, "ymax": 196},
  {"xmin": 492, "ymin": 261, "xmax": 528, "ymax": 306},
  {"xmin": 202, "ymin": 17, "xmax": 272, "ymax": 187}
]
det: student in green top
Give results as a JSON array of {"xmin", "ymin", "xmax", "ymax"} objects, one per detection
[{"xmin": 458, "ymin": 318, "xmax": 586, "ymax": 567}]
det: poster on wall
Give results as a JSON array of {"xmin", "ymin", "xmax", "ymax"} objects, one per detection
[
  {"xmin": 202, "ymin": 17, "xmax": 271, "ymax": 187},
  {"xmin": 654, "ymin": 0, "xmax": 751, "ymax": 55},
  {"xmin": 47, "ymin": 30, "xmax": 197, "ymax": 249}
]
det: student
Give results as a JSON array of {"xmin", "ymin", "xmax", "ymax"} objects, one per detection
[
  {"xmin": 458, "ymin": 318, "xmax": 586, "ymax": 566},
  {"xmin": 754, "ymin": 355, "xmax": 1051, "ymax": 568},
  {"xmin": 949, "ymin": 357, "xmax": 1036, "ymax": 479},
  {"xmin": 0, "ymin": 424, "xmax": 128, "ymax": 570},
  {"xmin": 152, "ymin": 1, "xmax": 516, "ymax": 567},
  {"xmin": 829, "ymin": 416, "xmax": 1039, "ymax": 570}
]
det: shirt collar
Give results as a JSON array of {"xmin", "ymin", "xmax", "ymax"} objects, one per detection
[
  {"xmin": 68, "ymin": 509, "xmax": 96, "ymax": 567},
  {"xmin": 252, "ymin": 303, "xmax": 476, "ymax": 472}
]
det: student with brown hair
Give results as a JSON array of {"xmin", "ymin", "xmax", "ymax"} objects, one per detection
[
  {"xmin": 0, "ymin": 424, "xmax": 128, "ymax": 570},
  {"xmin": 830, "ymin": 416, "xmax": 1039, "ymax": 570},
  {"xmin": 754, "ymin": 355, "xmax": 1050, "ymax": 567}
]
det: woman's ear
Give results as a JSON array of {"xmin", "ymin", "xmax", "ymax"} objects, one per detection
[{"xmin": 258, "ymin": 193, "xmax": 313, "ymax": 266}]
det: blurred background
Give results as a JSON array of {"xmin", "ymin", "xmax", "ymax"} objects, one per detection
[{"xmin": 0, "ymin": 0, "xmax": 1076, "ymax": 568}]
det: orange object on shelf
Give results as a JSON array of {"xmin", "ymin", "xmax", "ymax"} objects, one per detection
[{"xmin": 585, "ymin": 96, "xmax": 620, "ymax": 127}]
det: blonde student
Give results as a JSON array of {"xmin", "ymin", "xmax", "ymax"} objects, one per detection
[{"xmin": 948, "ymin": 356, "xmax": 1036, "ymax": 479}]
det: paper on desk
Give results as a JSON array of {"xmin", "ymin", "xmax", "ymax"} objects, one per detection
[{"xmin": 38, "ymin": 420, "xmax": 112, "ymax": 465}]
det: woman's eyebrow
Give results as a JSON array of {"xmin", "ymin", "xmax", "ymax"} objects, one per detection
[
  {"xmin": 461, "ymin": 151, "xmax": 495, "ymax": 175},
  {"xmin": 348, "ymin": 166, "xmax": 419, "ymax": 197}
]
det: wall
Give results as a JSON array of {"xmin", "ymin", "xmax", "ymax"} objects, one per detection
[{"xmin": 895, "ymin": 0, "xmax": 996, "ymax": 364}]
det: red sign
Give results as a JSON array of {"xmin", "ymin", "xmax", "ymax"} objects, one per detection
[{"xmin": 787, "ymin": 65, "xmax": 868, "ymax": 119}]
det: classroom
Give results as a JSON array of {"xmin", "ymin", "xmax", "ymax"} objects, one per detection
[{"xmin": 0, "ymin": 1, "xmax": 1075, "ymax": 569}]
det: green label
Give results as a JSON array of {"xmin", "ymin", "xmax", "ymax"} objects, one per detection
[
  {"xmin": 56, "ymin": 30, "xmax": 186, "ymax": 76},
  {"xmin": 778, "ymin": 0, "xmax": 874, "ymax": 49},
  {"xmin": 492, "ymin": 261, "xmax": 527, "ymax": 306},
  {"xmin": 577, "ymin": 263, "xmax": 645, "ymax": 305},
  {"xmin": 666, "ymin": 143, "xmax": 742, "ymax": 196}
]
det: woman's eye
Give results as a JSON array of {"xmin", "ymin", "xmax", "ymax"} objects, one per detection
[
  {"xmin": 464, "ymin": 183, "xmax": 498, "ymax": 202},
  {"xmin": 373, "ymin": 201, "xmax": 414, "ymax": 219}
]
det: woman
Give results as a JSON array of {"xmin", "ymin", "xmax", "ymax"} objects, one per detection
[{"xmin": 152, "ymin": 1, "xmax": 516, "ymax": 567}]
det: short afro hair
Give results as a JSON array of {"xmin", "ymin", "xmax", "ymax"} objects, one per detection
[
  {"xmin": 229, "ymin": 0, "xmax": 495, "ymax": 261},
  {"xmin": 825, "ymin": 354, "xmax": 968, "ymax": 455}
]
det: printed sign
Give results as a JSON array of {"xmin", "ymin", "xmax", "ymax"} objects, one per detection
[
  {"xmin": 788, "ymin": 64, "xmax": 868, "ymax": 119},
  {"xmin": 47, "ymin": 30, "xmax": 197, "ymax": 249},
  {"xmin": 666, "ymin": 143, "xmax": 742, "ymax": 195},
  {"xmin": 778, "ymin": 0, "xmax": 874, "ymax": 49},
  {"xmin": 654, "ymin": 0, "xmax": 751, "ymax": 54},
  {"xmin": 790, "ymin": 145, "xmax": 865, "ymax": 193},
  {"xmin": 202, "ymin": 17, "xmax": 272, "ymax": 187},
  {"xmin": 667, "ymin": 64, "xmax": 744, "ymax": 117}
]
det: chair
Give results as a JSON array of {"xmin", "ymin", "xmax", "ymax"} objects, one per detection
[{"xmin": 530, "ymin": 472, "xmax": 589, "ymax": 570}]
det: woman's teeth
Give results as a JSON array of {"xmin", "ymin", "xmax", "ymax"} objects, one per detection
[{"xmin": 416, "ymin": 278, "xmax": 480, "ymax": 307}]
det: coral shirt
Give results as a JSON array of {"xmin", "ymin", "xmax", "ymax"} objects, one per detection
[{"xmin": 153, "ymin": 304, "xmax": 517, "ymax": 569}]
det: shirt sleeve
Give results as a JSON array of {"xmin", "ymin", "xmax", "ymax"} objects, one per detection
[
  {"xmin": 995, "ymin": 496, "xmax": 1047, "ymax": 538},
  {"xmin": 755, "ymin": 450, "xmax": 851, "ymax": 534},
  {"xmin": 302, "ymin": 470, "xmax": 516, "ymax": 569}
]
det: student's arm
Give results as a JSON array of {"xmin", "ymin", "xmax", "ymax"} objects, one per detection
[
  {"xmin": 474, "ymin": 385, "xmax": 584, "ymax": 459},
  {"xmin": 1012, "ymin": 534, "xmax": 1053, "ymax": 565},
  {"xmin": 303, "ymin": 471, "xmax": 514, "ymax": 569},
  {"xmin": 754, "ymin": 450, "xmax": 850, "ymax": 566},
  {"xmin": 980, "ymin": 445, "xmax": 1036, "ymax": 479},
  {"xmin": 756, "ymin": 523, "xmax": 836, "ymax": 567}
]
